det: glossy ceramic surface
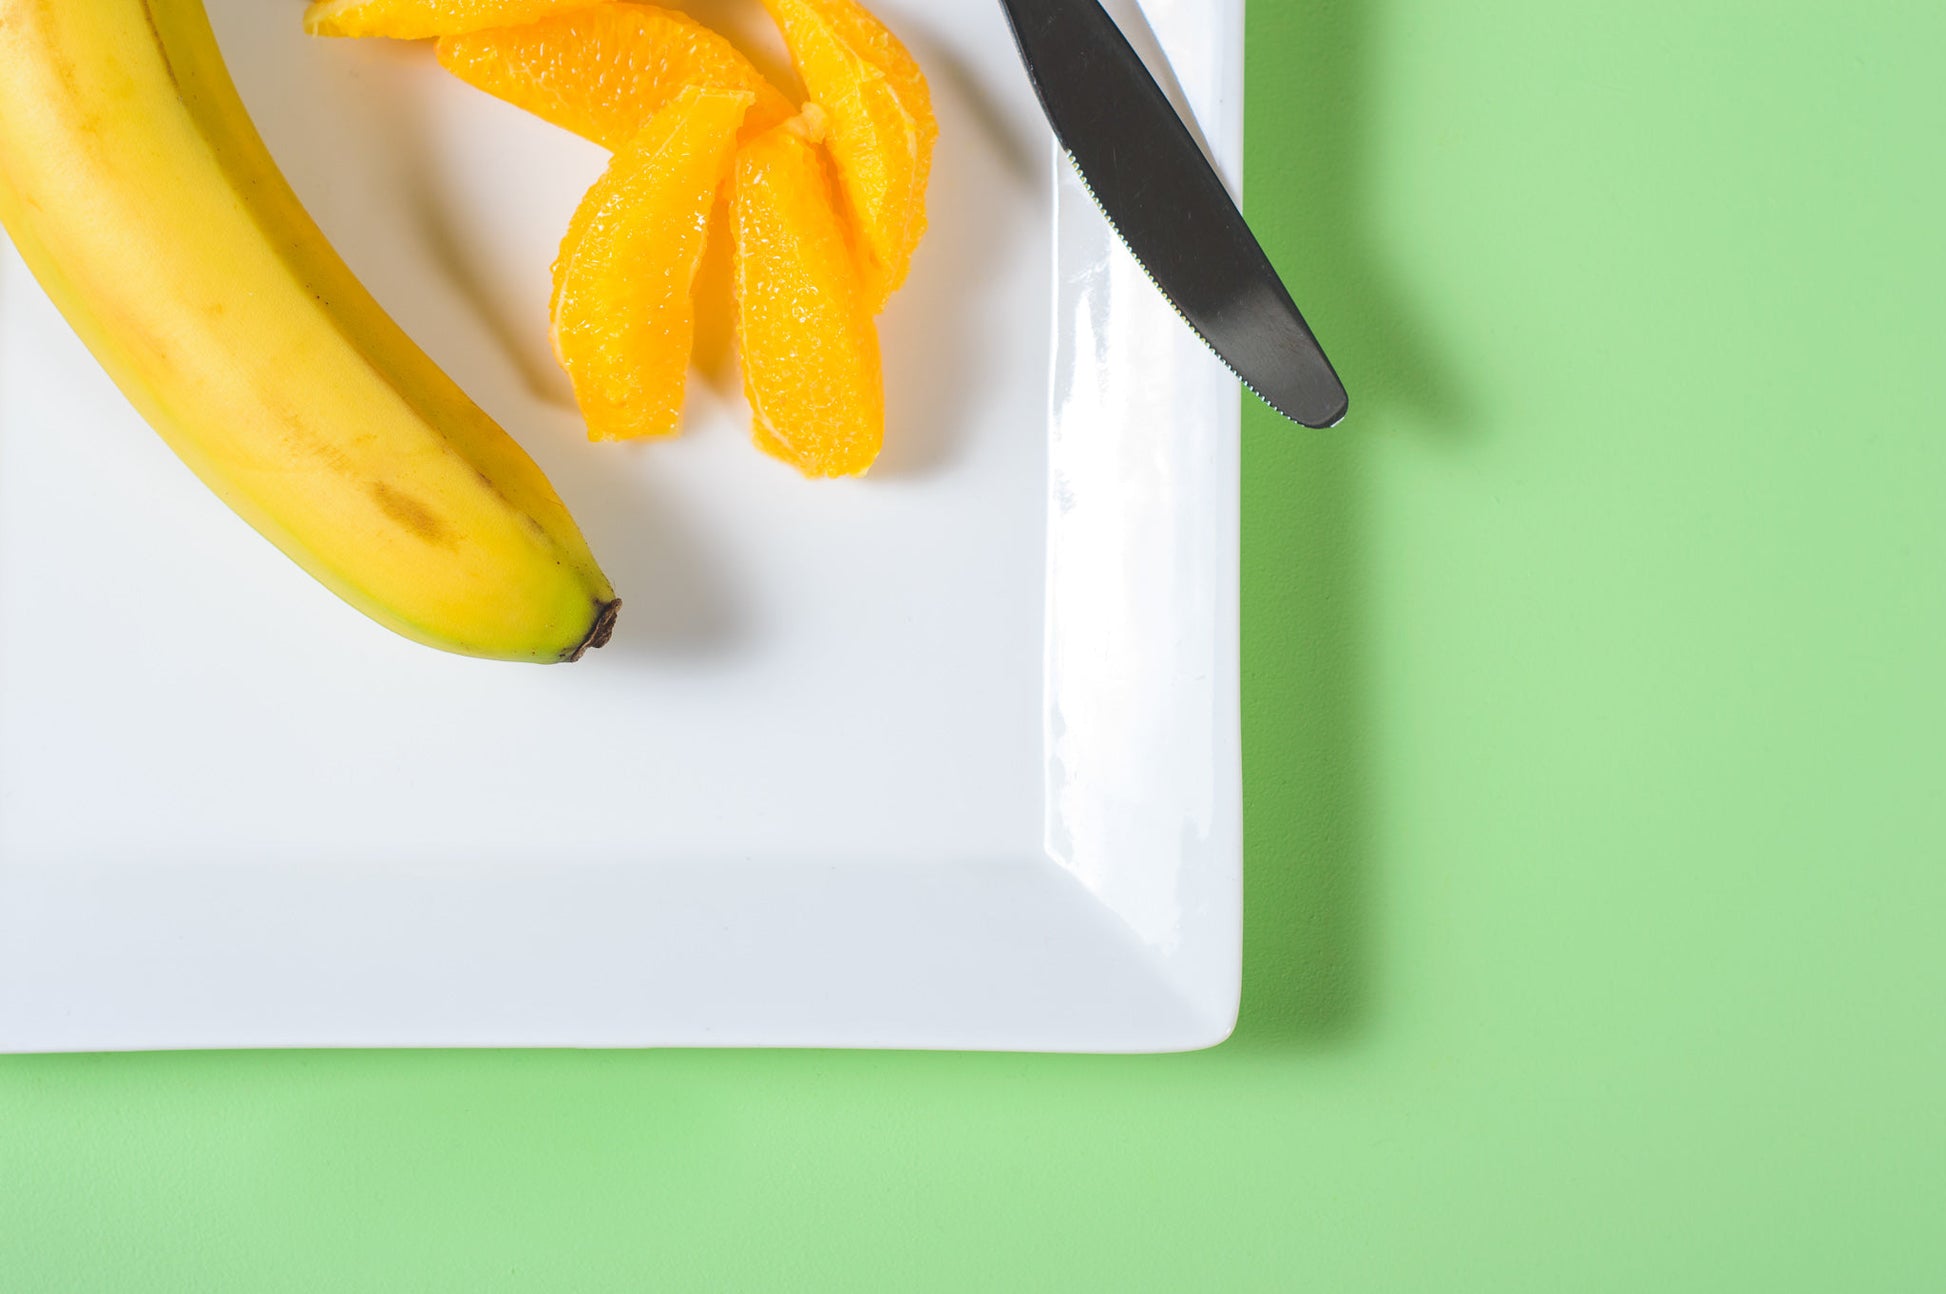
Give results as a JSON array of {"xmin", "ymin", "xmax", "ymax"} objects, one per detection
[{"xmin": 0, "ymin": 0, "xmax": 1244, "ymax": 1052}]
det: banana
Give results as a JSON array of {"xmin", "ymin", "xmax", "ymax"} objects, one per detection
[{"xmin": 0, "ymin": 0, "xmax": 619, "ymax": 662}]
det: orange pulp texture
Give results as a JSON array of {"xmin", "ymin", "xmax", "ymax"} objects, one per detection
[
  {"xmin": 437, "ymin": 3, "xmax": 796, "ymax": 150},
  {"xmin": 552, "ymin": 86, "xmax": 754, "ymax": 442},
  {"xmin": 733, "ymin": 113, "xmax": 884, "ymax": 477},
  {"xmin": 304, "ymin": 0, "xmax": 605, "ymax": 40},
  {"xmin": 762, "ymin": 0, "xmax": 936, "ymax": 309}
]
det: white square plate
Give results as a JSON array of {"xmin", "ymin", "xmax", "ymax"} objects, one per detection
[{"xmin": 0, "ymin": 0, "xmax": 1242, "ymax": 1053}]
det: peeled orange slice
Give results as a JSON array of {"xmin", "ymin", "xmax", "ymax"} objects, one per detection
[
  {"xmin": 304, "ymin": 0, "xmax": 604, "ymax": 40},
  {"xmin": 733, "ymin": 112, "xmax": 884, "ymax": 477},
  {"xmin": 552, "ymin": 87, "xmax": 754, "ymax": 442},
  {"xmin": 438, "ymin": 3, "xmax": 795, "ymax": 150},
  {"xmin": 761, "ymin": 0, "xmax": 936, "ymax": 309}
]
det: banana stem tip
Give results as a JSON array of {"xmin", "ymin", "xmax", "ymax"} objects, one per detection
[{"xmin": 566, "ymin": 599, "xmax": 622, "ymax": 662}]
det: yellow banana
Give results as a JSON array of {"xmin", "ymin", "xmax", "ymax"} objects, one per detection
[{"xmin": 0, "ymin": 0, "xmax": 619, "ymax": 662}]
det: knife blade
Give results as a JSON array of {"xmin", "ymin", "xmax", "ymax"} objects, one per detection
[{"xmin": 997, "ymin": 0, "xmax": 1348, "ymax": 427}]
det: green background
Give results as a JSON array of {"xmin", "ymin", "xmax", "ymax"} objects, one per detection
[{"xmin": 5, "ymin": 1, "xmax": 1942, "ymax": 1288}]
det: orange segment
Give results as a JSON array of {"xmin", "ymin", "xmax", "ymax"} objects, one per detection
[
  {"xmin": 304, "ymin": 0, "xmax": 604, "ymax": 40},
  {"xmin": 551, "ymin": 86, "xmax": 754, "ymax": 442},
  {"xmin": 437, "ymin": 3, "xmax": 795, "ymax": 150},
  {"xmin": 761, "ymin": 0, "xmax": 936, "ymax": 308},
  {"xmin": 690, "ymin": 197, "xmax": 741, "ymax": 392},
  {"xmin": 732, "ymin": 114, "xmax": 884, "ymax": 478}
]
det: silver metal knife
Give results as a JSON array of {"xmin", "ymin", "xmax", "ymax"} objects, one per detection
[{"xmin": 998, "ymin": 0, "xmax": 1349, "ymax": 428}]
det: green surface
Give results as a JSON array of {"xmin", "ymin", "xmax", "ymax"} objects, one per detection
[{"xmin": 5, "ymin": 1, "xmax": 1943, "ymax": 1288}]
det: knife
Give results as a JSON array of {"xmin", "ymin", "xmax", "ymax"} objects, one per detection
[{"xmin": 997, "ymin": 0, "xmax": 1348, "ymax": 428}]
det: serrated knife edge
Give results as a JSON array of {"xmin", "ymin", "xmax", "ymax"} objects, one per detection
[{"xmin": 998, "ymin": 0, "xmax": 1349, "ymax": 428}]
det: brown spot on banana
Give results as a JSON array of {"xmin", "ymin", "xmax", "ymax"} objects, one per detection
[
  {"xmin": 370, "ymin": 481, "xmax": 452, "ymax": 546},
  {"xmin": 137, "ymin": 0, "xmax": 180, "ymax": 96}
]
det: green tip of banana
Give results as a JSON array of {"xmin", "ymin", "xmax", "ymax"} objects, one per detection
[{"xmin": 568, "ymin": 599, "xmax": 624, "ymax": 662}]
